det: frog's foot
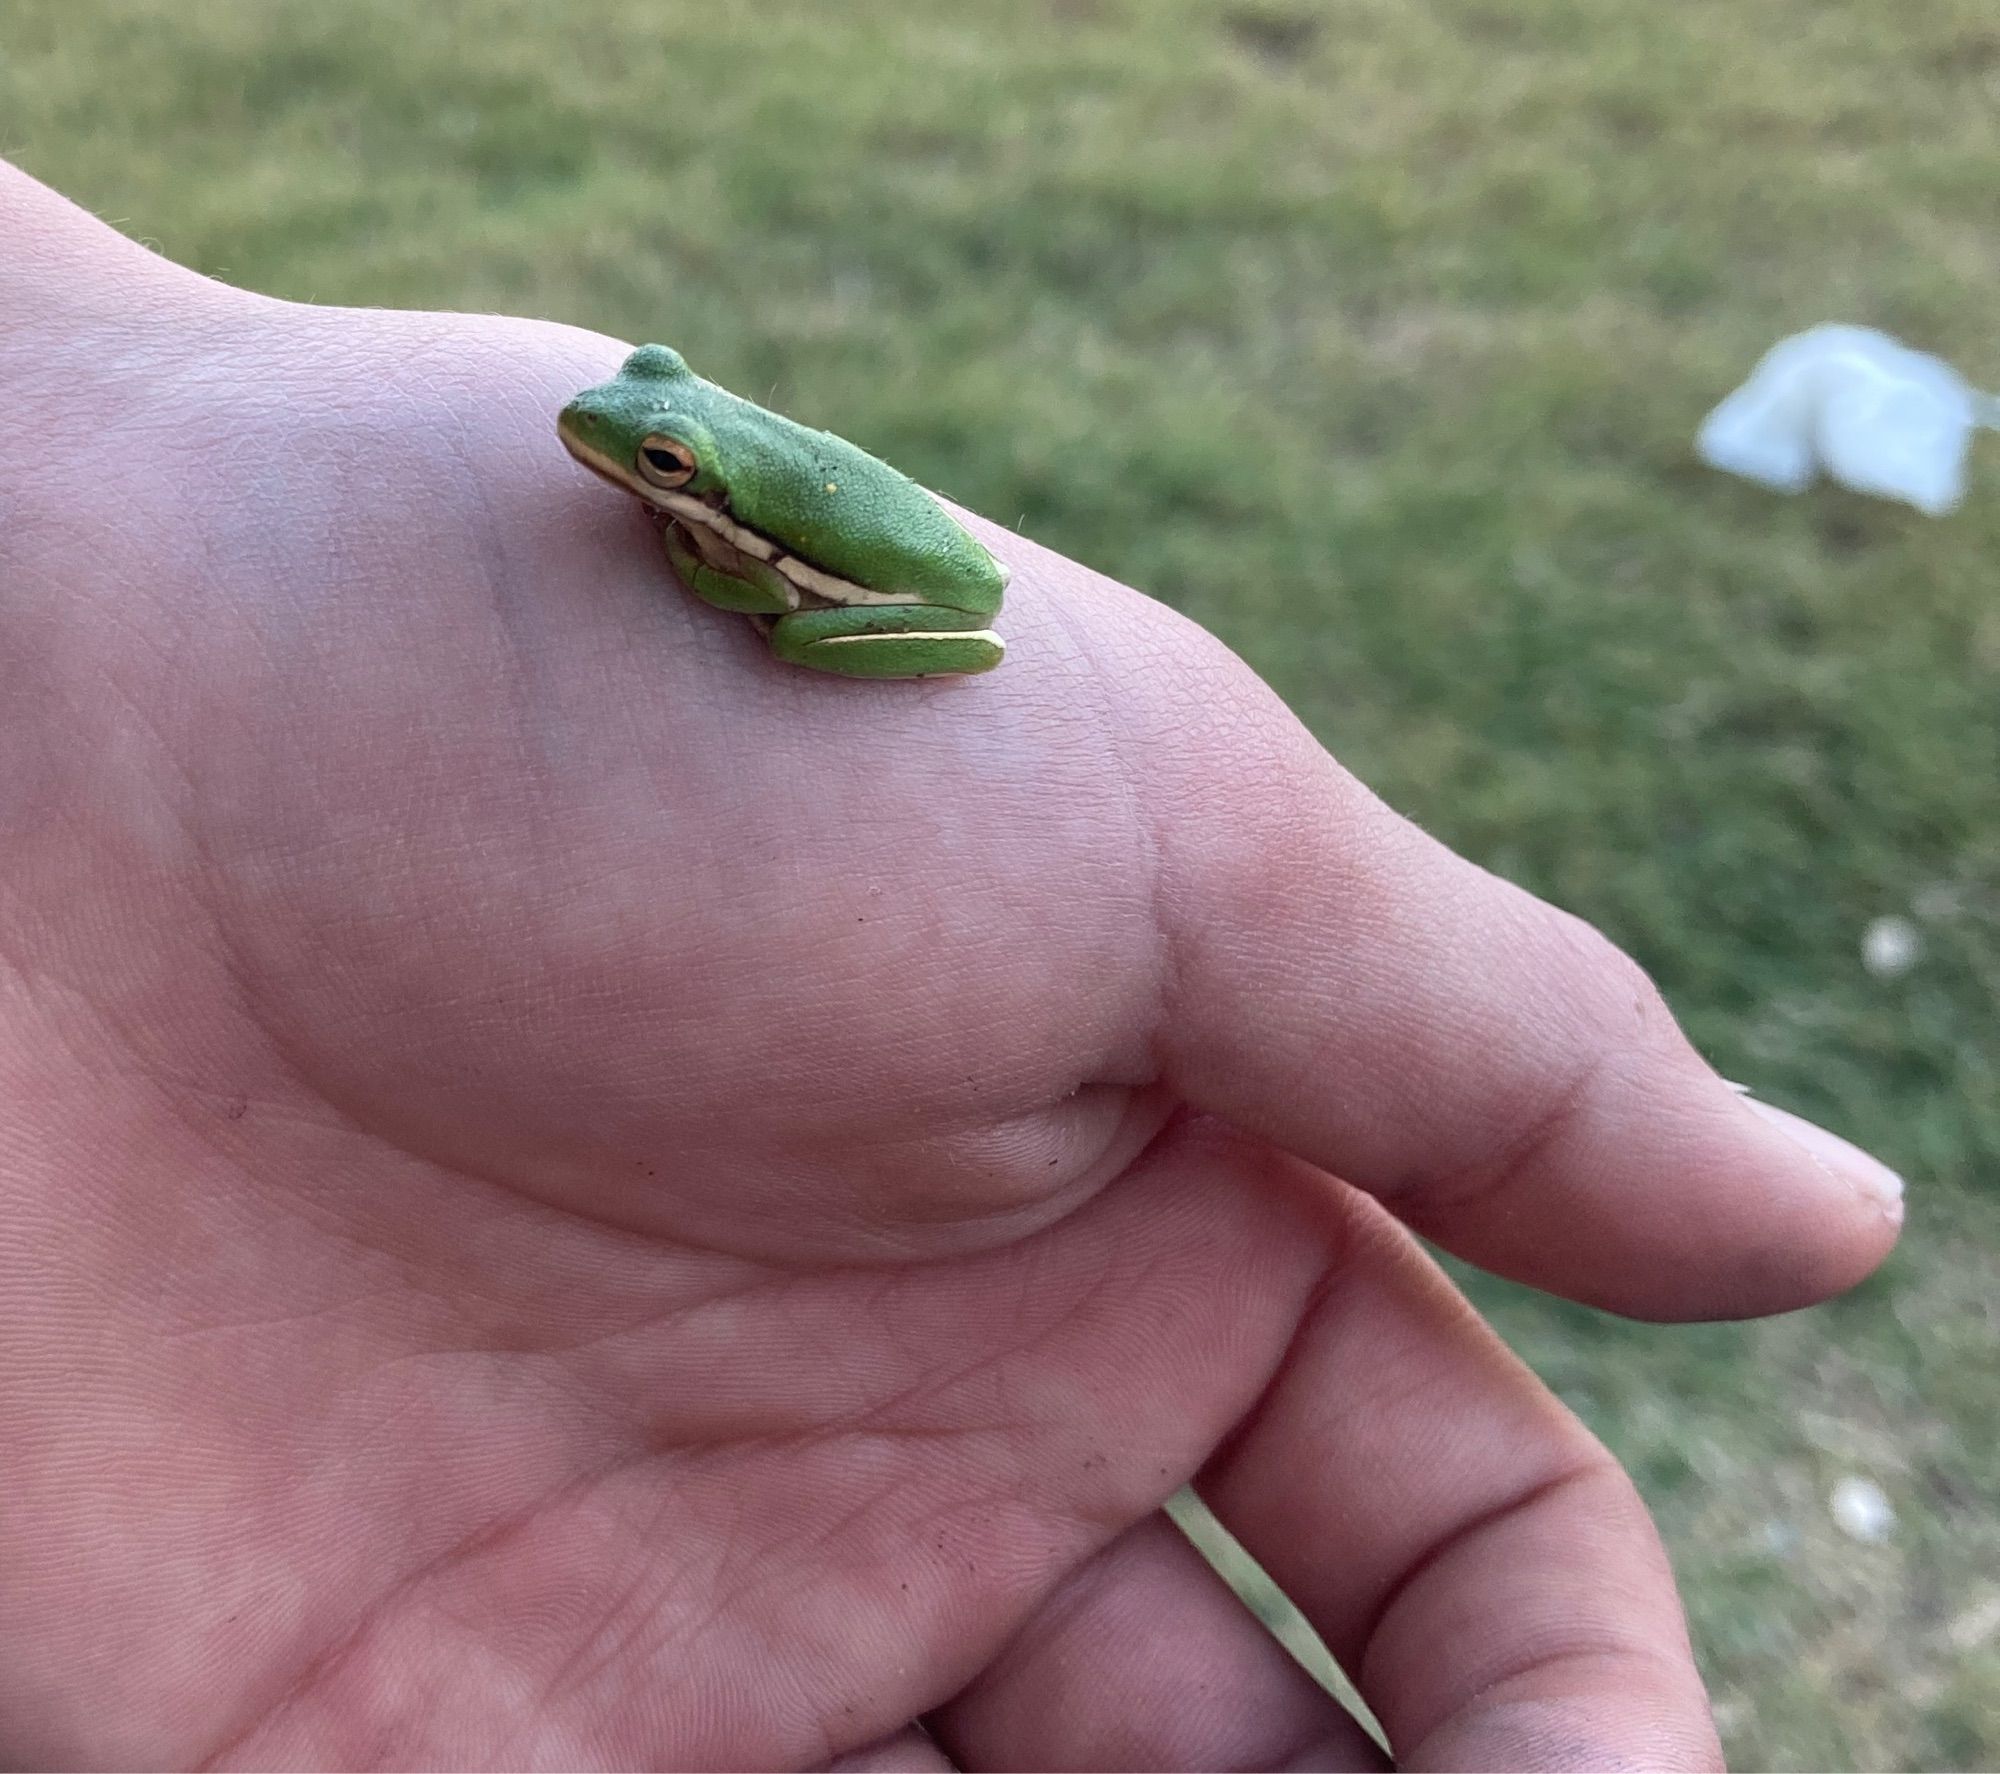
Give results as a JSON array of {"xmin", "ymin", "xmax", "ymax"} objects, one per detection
[
  {"xmin": 655, "ymin": 515, "xmax": 795, "ymax": 615},
  {"xmin": 768, "ymin": 605, "xmax": 1005, "ymax": 679}
]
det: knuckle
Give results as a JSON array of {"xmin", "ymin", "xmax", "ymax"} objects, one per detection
[{"xmin": 1399, "ymin": 908, "xmax": 1678, "ymax": 1225}]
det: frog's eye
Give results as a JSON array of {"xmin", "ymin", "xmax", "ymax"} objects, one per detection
[{"xmin": 636, "ymin": 435, "xmax": 698, "ymax": 489}]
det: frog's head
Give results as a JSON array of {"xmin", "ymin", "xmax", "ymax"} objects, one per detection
[{"xmin": 558, "ymin": 344, "xmax": 720, "ymax": 502}]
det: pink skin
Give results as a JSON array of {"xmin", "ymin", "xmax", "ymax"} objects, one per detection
[{"xmin": 0, "ymin": 159, "xmax": 1899, "ymax": 1770}]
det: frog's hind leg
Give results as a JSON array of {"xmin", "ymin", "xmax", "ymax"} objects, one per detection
[
  {"xmin": 654, "ymin": 516, "xmax": 795, "ymax": 615},
  {"xmin": 768, "ymin": 605, "xmax": 1004, "ymax": 679}
]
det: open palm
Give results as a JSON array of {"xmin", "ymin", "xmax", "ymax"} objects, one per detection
[{"xmin": 0, "ymin": 165, "xmax": 1899, "ymax": 1770}]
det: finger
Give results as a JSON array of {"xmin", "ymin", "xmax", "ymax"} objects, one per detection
[
  {"xmin": 824, "ymin": 1726, "xmax": 956, "ymax": 1771},
  {"xmin": 1196, "ymin": 1185, "xmax": 1721, "ymax": 1771},
  {"xmin": 1141, "ymin": 651, "xmax": 1901, "ymax": 1318},
  {"xmin": 929, "ymin": 1511, "xmax": 1384, "ymax": 1772}
]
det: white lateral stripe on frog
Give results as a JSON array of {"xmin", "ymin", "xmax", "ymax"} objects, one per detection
[
  {"xmin": 812, "ymin": 630, "xmax": 1004, "ymax": 648},
  {"xmin": 649, "ymin": 487, "xmax": 926, "ymax": 607}
]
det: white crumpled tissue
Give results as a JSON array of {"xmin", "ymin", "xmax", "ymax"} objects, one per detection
[{"xmin": 1697, "ymin": 324, "xmax": 2000, "ymax": 515}]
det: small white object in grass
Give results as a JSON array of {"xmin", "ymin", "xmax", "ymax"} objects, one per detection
[
  {"xmin": 1710, "ymin": 1698, "xmax": 1751, "ymax": 1738},
  {"xmin": 1829, "ymin": 1475, "xmax": 1897, "ymax": 1543},
  {"xmin": 1946, "ymin": 1592, "xmax": 2000, "ymax": 1652},
  {"xmin": 1697, "ymin": 324, "xmax": 1999, "ymax": 515},
  {"xmin": 1861, "ymin": 914, "xmax": 1923, "ymax": 978}
]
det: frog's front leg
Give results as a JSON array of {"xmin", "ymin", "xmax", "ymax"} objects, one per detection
[
  {"xmin": 768, "ymin": 605, "xmax": 1005, "ymax": 679},
  {"xmin": 655, "ymin": 516, "xmax": 794, "ymax": 615}
]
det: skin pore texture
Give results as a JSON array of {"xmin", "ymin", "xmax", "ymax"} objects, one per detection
[{"xmin": 0, "ymin": 158, "xmax": 1901, "ymax": 1770}]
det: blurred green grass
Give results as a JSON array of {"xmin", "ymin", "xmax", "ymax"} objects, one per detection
[{"xmin": 6, "ymin": 1, "xmax": 1996, "ymax": 1764}]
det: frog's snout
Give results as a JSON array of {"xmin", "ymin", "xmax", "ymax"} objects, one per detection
[
  {"xmin": 557, "ymin": 398, "xmax": 615, "ymax": 469},
  {"xmin": 558, "ymin": 401, "xmax": 642, "ymax": 499}
]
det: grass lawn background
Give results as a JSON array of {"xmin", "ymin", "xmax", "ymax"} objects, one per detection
[{"xmin": 5, "ymin": 2, "xmax": 1995, "ymax": 1765}]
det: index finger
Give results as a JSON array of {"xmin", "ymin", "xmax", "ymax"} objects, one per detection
[{"xmin": 1193, "ymin": 1183, "xmax": 1726, "ymax": 1770}]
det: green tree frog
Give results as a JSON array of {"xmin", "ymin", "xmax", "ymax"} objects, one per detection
[{"xmin": 558, "ymin": 346, "xmax": 1008, "ymax": 678}]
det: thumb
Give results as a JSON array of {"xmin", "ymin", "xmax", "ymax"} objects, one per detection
[{"xmin": 1142, "ymin": 650, "xmax": 1899, "ymax": 1320}]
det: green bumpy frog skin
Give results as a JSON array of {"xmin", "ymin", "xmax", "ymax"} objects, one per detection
[{"xmin": 559, "ymin": 346, "xmax": 1008, "ymax": 679}]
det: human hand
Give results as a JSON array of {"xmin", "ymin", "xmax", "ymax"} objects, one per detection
[{"xmin": 0, "ymin": 163, "xmax": 1900, "ymax": 1769}]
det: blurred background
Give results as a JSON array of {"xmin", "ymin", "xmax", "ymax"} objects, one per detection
[{"xmin": 5, "ymin": 1, "xmax": 1995, "ymax": 1764}]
